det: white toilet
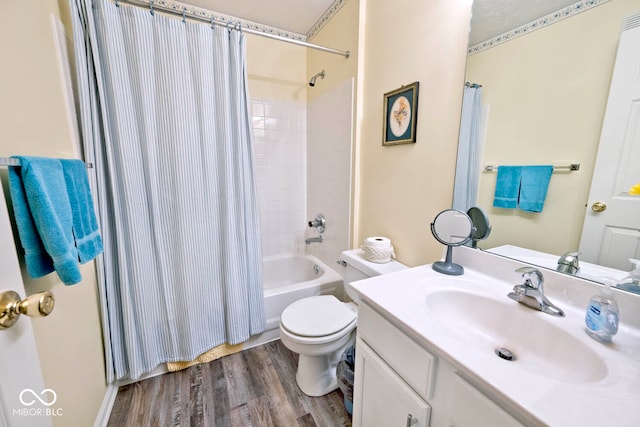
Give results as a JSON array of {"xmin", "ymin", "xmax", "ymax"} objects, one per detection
[{"xmin": 279, "ymin": 248, "xmax": 407, "ymax": 396}]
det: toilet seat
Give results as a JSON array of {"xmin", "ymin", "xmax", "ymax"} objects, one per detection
[{"xmin": 280, "ymin": 295, "xmax": 356, "ymax": 338}]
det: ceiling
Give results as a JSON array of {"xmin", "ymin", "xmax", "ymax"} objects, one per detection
[
  {"xmin": 469, "ymin": 0, "xmax": 582, "ymax": 46},
  {"xmin": 178, "ymin": 0, "xmax": 335, "ymax": 35},
  {"xmin": 177, "ymin": 0, "xmax": 586, "ymax": 44}
]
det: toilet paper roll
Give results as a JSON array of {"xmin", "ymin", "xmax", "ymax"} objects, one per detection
[
  {"xmin": 362, "ymin": 236, "xmax": 395, "ymax": 263},
  {"xmin": 364, "ymin": 236, "xmax": 392, "ymax": 248}
]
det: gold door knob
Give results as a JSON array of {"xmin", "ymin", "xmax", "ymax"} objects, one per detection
[
  {"xmin": 0, "ymin": 290, "xmax": 55, "ymax": 329},
  {"xmin": 591, "ymin": 202, "xmax": 607, "ymax": 213}
]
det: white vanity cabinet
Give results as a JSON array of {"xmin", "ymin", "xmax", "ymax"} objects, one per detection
[{"xmin": 353, "ymin": 301, "xmax": 524, "ymax": 427}]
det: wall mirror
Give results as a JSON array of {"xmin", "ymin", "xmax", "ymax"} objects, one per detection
[{"xmin": 459, "ymin": 0, "xmax": 640, "ymax": 285}]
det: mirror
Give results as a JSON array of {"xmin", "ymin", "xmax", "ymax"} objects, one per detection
[
  {"xmin": 461, "ymin": 0, "xmax": 640, "ymax": 282},
  {"xmin": 467, "ymin": 206, "xmax": 491, "ymax": 248},
  {"xmin": 431, "ymin": 209, "xmax": 474, "ymax": 275}
]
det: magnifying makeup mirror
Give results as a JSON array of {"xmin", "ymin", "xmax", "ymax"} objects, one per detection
[
  {"xmin": 467, "ymin": 206, "xmax": 491, "ymax": 248},
  {"xmin": 431, "ymin": 209, "xmax": 475, "ymax": 275}
]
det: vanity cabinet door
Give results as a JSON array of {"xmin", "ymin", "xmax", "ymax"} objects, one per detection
[
  {"xmin": 449, "ymin": 375, "xmax": 523, "ymax": 427},
  {"xmin": 353, "ymin": 338, "xmax": 431, "ymax": 427}
]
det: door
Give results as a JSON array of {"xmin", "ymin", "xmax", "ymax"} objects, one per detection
[
  {"xmin": 579, "ymin": 16, "xmax": 640, "ymax": 270},
  {"xmin": 0, "ymin": 185, "xmax": 51, "ymax": 427}
]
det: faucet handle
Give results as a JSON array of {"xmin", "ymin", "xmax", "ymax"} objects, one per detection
[{"xmin": 515, "ymin": 266, "xmax": 544, "ymax": 289}]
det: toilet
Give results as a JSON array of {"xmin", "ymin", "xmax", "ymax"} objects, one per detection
[{"xmin": 279, "ymin": 248, "xmax": 407, "ymax": 396}]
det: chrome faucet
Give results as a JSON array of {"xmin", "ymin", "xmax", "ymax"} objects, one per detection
[
  {"xmin": 557, "ymin": 251, "xmax": 580, "ymax": 275},
  {"xmin": 508, "ymin": 267, "xmax": 565, "ymax": 317},
  {"xmin": 305, "ymin": 235, "xmax": 323, "ymax": 245}
]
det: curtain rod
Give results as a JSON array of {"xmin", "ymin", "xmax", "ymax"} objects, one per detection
[
  {"xmin": 483, "ymin": 163, "xmax": 580, "ymax": 172},
  {"xmin": 0, "ymin": 158, "xmax": 94, "ymax": 168},
  {"xmin": 116, "ymin": 0, "xmax": 350, "ymax": 58}
]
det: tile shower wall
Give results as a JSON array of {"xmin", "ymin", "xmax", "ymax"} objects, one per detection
[
  {"xmin": 306, "ymin": 79, "xmax": 354, "ymax": 274},
  {"xmin": 251, "ymin": 98, "xmax": 307, "ymax": 257}
]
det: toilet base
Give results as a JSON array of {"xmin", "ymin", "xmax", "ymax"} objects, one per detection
[{"xmin": 293, "ymin": 332, "xmax": 355, "ymax": 397}]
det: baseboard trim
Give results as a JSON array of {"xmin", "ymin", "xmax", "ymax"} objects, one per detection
[{"xmin": 93, "ymin": 383, "xmax": 119, "ymax": 427}]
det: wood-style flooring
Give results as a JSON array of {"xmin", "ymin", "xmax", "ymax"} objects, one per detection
[{"xmin": 107, "ymin": 340, "xmax": 352, "ymax": 427}]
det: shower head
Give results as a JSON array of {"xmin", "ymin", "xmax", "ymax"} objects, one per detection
[{"xmin": 309, "ymin": 70, "xmax": 325, "ymax": 87}]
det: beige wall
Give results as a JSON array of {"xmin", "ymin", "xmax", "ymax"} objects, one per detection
[
  {"xmin": 0, "ymin": 1, "xmax": 107, "ymax": 427},
  {"xmin": 246, "ymin": 34, "xmax": 307, "ymax": 103},
  {"xmin": 466, "ymin": 0, "xmax": 638, "ymax": 256},
  {"xmin": 357, "ymin": 0, "xmax": 473, "ymax": 266},
  {"xmin": 307, "ymin": 0, "xmax": 359, "ymax": 104}
]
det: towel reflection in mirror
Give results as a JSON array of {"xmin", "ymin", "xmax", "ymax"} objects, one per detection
[{"xmin": 493, "ymin": 165, "xmax": 553, "ymax": 213}]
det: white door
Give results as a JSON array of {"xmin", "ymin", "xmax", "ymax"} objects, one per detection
[
  {"xmin": 0, "ymin": 186, "xmax": 51, "ymax": 427},
  {"xmin": 579, "ymin": 16, "xmax": 640, "ymax": 271}
]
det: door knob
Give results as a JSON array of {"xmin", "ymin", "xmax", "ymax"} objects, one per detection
[
  {"xmin": 0, "ymin": 290, "xmax": 55, "ymax": 329},
  {"xmin": 591, "ymin": 202, "xmax": 607, "ymax": 212}
]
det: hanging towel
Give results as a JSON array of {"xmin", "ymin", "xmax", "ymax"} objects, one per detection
[
  {"xmin": 519, "ymin": 165, "xmax": 553, "ymax": 212},
  {"xmin": 8, "ymin": 156, "xmax": 82, "ymax": 284},
  {"xmin": 8, "ymin": 156, "xmax": 103, "ymax": 285},
  {"xmin": 61, "ymin": 159, "xmax": 103, "ymax": 262},
  {"xmin": 493, "ymin": 166, "xmax": 522, "ymax": 209}
]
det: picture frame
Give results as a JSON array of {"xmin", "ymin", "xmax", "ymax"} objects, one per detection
[{"xmin": 382, "ymin": 82, "xmax": 419, "ymax": 146}]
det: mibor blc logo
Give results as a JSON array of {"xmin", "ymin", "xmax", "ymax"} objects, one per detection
[{"xmin": 13, "ymin": 389, "xmax": 63, "ymax": 417}]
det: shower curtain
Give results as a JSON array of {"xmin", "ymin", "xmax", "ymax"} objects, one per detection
[
  {"xmin": 452, "ymin": 85, "xmax": 483, "ymax": 212},
  {"xmin": 70, "ymin": 0, "xmax": 265, "ymax": 382}
]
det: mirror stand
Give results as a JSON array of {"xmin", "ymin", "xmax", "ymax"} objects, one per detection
[
  {"xmin": 432, "ymin": 245, "xmax": 464, "ymax": 275},
  {"xmin": 430, "ymin": 209, "xmax": 474, "ymax": 276}
]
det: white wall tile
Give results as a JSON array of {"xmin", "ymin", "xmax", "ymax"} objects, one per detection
[
  {"xmin": 251, "ymin": 98, "xmax": 307, "ymax": 257},
  {"xmin": 305, "ymin": 79, "xmax": 354, "ymax": 275}
]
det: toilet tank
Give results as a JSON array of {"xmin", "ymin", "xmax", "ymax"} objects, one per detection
[{"xmin": 340, "ymin": 249, "xmax": 408, "ymax": 302}]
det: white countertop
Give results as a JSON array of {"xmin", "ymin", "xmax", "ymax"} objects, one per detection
[{"xmin": 349, "ymin": 246, "xmax": 640, "ymax": 427}]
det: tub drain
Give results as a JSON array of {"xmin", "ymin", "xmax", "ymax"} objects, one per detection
[{"xmin": 495, "ymin": 347, "xmax": 516, "ymax": 361}]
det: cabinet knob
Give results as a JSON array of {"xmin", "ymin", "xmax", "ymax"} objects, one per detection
[
  {"xmin": 0, "ymin": 290, "xmax": 55, "ymax": 329},
  {"xmin": 407, "ymin": 413, "xmax": 418, "ymax": 427}
]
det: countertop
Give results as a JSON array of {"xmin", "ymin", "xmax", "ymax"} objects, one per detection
[{"xmin": 349, "ymin": 246, "xmax": 640, "ymax": 427}]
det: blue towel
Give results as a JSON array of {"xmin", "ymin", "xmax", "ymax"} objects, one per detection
[
  {"xmin": 493, "ymin": 166, "xmax": 522, "ymax": 209},
  {"xmin": 8, "ymin": 156, "xmax": 103, "ymax": 285},
  {"xmin": 519, "ymin": 165, "xmax": 553, "ymax": 212},
  {"xmin": 61, "ymin": 159, "xmax": 103, "ymax": 263}
]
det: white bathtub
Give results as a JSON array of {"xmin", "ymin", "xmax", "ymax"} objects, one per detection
[
  {"xmin": 242, "ymin": 252, "xmax": 343, "ymax": 349},
  {"xmin": 262, "ymin": 253, "xmax": 343, "ymax": 331}
]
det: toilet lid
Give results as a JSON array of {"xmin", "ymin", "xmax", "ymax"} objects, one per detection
[{"xmin": 281, "ymin": 295, "xmax": 356, "ymax": 338}]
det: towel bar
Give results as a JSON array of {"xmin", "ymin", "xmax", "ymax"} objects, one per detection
[
  {"xmin": 484, "ymin": 163, "xmax": 580, "ymax": 172},
  {"xmin": 0, "ymin": 157, "xmax": 93, "ymax": 168}
]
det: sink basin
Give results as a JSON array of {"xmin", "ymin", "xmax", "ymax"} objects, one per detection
[{"xmin": 424, "ymin": 289, "xmax": 608, "ymax": 384}]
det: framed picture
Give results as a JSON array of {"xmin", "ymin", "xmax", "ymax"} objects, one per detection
[{"xmin": 382, "ymin": 82, "xmax": 419, "ymax": 146}]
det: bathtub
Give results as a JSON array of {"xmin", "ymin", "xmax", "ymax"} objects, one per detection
[
  {"xmin": 262, "ymin": 253, "xmax": 343, "ymax": 332},
  {"xmin": 241, "ymin": 253, "xmax": 343, "ymax": 350}
]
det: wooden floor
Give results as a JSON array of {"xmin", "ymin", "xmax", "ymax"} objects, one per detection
[{"xmin": 107, "ymin": 340, "xmax": 352, "ymax": 427}]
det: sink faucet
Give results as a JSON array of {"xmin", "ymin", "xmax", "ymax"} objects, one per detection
[
  {"xmin": 557, "ymin": 251, "xmax": 580, "ymax": 275},
  {"xmin": 508, "ymin": 267, "xmax": 565, "ymax": 317}
]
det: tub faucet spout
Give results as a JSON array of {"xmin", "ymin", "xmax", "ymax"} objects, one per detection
[{"xmin": 305, "ymin": 236, "xmax": 323, "ymax": 245}]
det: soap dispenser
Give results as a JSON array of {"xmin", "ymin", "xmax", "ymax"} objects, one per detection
[
  {"xmin": 615, "ymin": 259, "xmax": 640, "ymax": 295},
  {"xmin": 585, "ymin": 278, "xmax": 619, "ymax": 343}
]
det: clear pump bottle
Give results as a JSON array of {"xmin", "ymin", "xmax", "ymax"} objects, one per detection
[{"xmin": 585, "ymin": 278, "xmax": 619, "ymax": 343}]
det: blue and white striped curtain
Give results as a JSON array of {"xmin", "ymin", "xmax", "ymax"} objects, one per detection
[
  {"xmin": 452, "ymin": 85, "xmax": 483, "ymax": 212},
  {"xmin": 70, "ymin": 0, "xmax": 265, "ymax": 382}
]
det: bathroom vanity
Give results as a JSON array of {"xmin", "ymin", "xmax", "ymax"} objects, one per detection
[{"xmin": 348, "ymin": 246, "xmax": 640, "ymax": 426}]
